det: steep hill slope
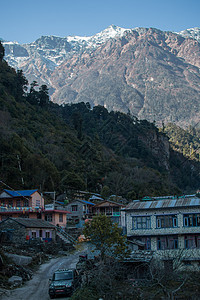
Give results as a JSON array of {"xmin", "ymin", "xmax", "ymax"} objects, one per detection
[{"xmin": 0, "ymin": 45, "xmax": 200, "ymax": 198}]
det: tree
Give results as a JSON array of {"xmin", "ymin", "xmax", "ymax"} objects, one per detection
[
  {"xmin": 27, "ymin": 81, "xmax": 39, "ymax": 105},
  {"xmin": 0, "ymin": 41, "xmax": 5, "ymax": 61},
  {"xmin": 38, "ymin": 84, "xmax": 49, "ymax": 107},
  {"xmin": 15, "ymin": 70, "xmax": 28, "ymax": 101},
  {"xmin": 83, "ymin": 214, "xmax": 130, "ymax": 260}
]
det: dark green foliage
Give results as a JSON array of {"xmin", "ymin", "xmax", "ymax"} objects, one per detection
[
  {"xmin": 38, "ymin": 85, "xmax": 49, "ymax": 107},
  {"xmin": 83, "ymin": 214, "xmax": 130, "ymax": 260},
  {"xmin": 0, "ymin": 41, "xmax": 4, "ymax": 61}
]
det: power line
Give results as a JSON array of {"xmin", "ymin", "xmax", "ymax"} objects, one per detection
[{"xmin": 0, "ymin": 179, "xmax": 34, "ymax": 203}]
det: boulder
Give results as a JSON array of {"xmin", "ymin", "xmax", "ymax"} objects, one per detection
[{"xmin": 8, "ymin": 276, "xmax": 23, "ymax": 286}]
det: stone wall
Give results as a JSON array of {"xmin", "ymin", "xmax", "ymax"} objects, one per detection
[
  {"xmin": 0, "ymin": 219, "xmax": 27, "ymax": 244},
  {"xmin": 126, "ymin": 206, "xmax": 200, "ymax": 238}
]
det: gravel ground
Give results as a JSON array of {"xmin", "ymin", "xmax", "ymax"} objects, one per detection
[{"xmin": 0, "ymin": 244, "xmax": 88, "ymax": 300}]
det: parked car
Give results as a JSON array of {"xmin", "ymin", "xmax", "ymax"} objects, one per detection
[{"xmin": 49, "ymin": 268, "xmax": 81, "ymax": 298}]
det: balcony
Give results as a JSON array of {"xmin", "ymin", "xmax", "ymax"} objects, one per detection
[{"xmin": 0, "ymin": 206, "xmax": 41, "ymax": 213}]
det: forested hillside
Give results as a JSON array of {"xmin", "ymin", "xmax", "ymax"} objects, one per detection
[
  {"xmin": 165, "ymin": 123, "xmax": 200, "ymax": 161},
  {"xmin": 0, "ymin": 42, "xmax": 199, "ymax": 199}
]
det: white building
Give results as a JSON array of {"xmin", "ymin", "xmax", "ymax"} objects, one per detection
[{"xmin": 121, "ymin": 195, "xmax": 200, "ymax": 269}]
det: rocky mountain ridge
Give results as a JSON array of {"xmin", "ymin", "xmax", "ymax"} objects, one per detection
[{"xmin": 3, "ymin": 25, "xmax": 200, "ymax": 127}]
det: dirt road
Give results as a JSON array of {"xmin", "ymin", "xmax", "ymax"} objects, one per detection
[{"xmin": 0, "ymin": 244, "xmax": 88, "ymax": 300}]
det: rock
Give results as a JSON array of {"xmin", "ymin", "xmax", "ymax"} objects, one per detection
[
  {"xmin": 8, "ymin": 276, "xmax": 23, "ymax": 286},
  {"xmin": 5, "ymin": 253, "xmax": 32, "ymax": 266}
]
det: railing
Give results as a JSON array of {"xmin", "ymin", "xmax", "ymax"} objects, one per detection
[
  {"xmin": 56, "ymin": 226, "xmax": 77, "ymax": 243},
  {"xmin": 98, "ymin": 212, "xmax": 121, "ymax": 217},
  {"xmin": 113, "ymin": 212, "xmax": 121, "ymax": 217},
  {"xmin": 0, "ymin": 206, "xmax": 42, "ymax": 212}
]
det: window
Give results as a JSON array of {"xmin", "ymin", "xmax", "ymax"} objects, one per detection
[
  {"xmin": 157, "ymin": 236, "xmax": 178, "ymax": 250},
  {"xmin": 46, "ymin": 231, "xmax": 50, "ymax": 238},
  {"xmin": 185, "ymin": 235, "xmax": 200, "ymax": 249},
  {"xmin": 32, "ymin": 231, "xmax": 36, "ymax": 238},
  {"xmin": 59, "ymin": 213, "xmax": 63, "ymax": 222},
  {"xmin": 45, "ymin": 214, "xmax": 52, "ymax": 222},
  {"xmin": 8, "ymin": 200, "xmax": 13, "ymax": 207},
  {"xmin": 16, "ymin": 199, "xmax": 21, "ymax": 207},
  {"xmin": 106, "ymin": 207, "xmax": 112, "ymax": 215},
  {"xmin": 183, "ymin": 214, "xmax": 200, "ymax": 227},
  {"xmin": 137, "ymin": 237, "xmax": 151, "ymax": 250},
  {"xmin": 24, "ymin": 200, "xmax": 29, "ymax": 207},
  {"xmin": 36, "ymin": 200, "xmax": 40, "ymax": 207},
  {"xmin": 156, "ymin": 215, "xmax": 178, "ymax": 228},
  {"xmin": 132, "ymin": 216, "xmax": 151, "ymax": 230},
  {"xmin": 72, "ymin": 205, "xmax": 78, "ymax": 212}
]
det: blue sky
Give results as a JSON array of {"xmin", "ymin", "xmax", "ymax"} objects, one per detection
[{"xmin": 1, "ymin": 0, "xmax": 200, "ymax": 43}]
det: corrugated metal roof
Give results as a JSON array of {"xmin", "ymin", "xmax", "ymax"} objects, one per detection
[
  {"xmin": 125, "ymin": 196, "xmax": 200, "ymax": 211},
  {"xmin": 4, "ymin": 189, "xmax": 38, "ymax": 197}
]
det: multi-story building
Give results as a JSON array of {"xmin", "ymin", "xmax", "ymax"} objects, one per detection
[
  {"xmin": 121, "ymin": 195, "xmax": 200, "ymax": 268},
  {"xmin": 66, "ymin": 199, "xmax": 95, "ymax": 226},
  {"xmin": 93, "ymin": 200, "xmax": 125, "ymax": 225},
  {"xmin": 0, "ymin": 189, "xmax": 70, "ymax": 227}
]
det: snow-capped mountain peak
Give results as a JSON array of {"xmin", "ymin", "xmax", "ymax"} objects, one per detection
[
  {"xmin": 177, "ymin": 27, "xmax": 200, "ymax": 41},
  {"xmin": 65, "ymin": 25, "xmax": 131, "ymax": 45}
]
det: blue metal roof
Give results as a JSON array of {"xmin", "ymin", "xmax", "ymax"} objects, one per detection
[
  {"xmin": 4, "ymin": 189, "xmax": 38, "ymax": 197},
  {"xmin": 80, "ymin": 200, "xmax": 95, "ymax": 206}
]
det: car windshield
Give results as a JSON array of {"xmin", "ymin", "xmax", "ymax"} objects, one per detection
[{"xmin": 54, "ymin": 271, "xmax": 73, "ymax": 281}]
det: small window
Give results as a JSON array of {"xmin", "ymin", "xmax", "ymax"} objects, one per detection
[
  {"xmin": 46, "ymin": 231, "xmax": 50, "ymax": 238},
  {"xmin": 157, "ymin": 238, "xmax": 161, "ymax": 250},
  {"xmin": 184, "ymin": 217, "xmax": 188, "ymax": 227},
  {"xmin": 59, "ymin": 213, "xmax": 63, "ymax": 222},
  {"xmin": 32, "ymin": 231, "xmax": 36, "ymax": 238},
  {"xmin": 36, "ymin": 200, "xmax": 40, "ymax": 207},
  {"xmin": 173, "ymin": 218, "xmax": 177, "ymax": 227},
  {"xmin": 45, "ymin": 214, "xmax": 52, "ymax": 222},
  {"xmin": 8, "ymin": 200, "xmax": 13, "ymax": 207},
  {"xmin": 24, "ymin": 200, "xmax": 29, "ymax": 207},
  {"xmin": 157, "ymin": 218, "xmax": 161, "ymax": 228},
  {"xmin": 174, "ymin": 239, "xmax": 178, "ymax": 249},
  {"xmin": 72, "ymin": 205, "xmax": 78, "ymax": 212}
]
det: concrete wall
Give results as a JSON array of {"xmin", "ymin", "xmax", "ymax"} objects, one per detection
[
  {"xmin": 31, "ymin": 192, "xmax": 44, "ymax": 208},
  {"xmin": 66, "ymin": 200, "xmax": 84, "ymax": 220},
  {"xmin": 54, "ymin": 212, "xmax": 67, "ymax": 227}
]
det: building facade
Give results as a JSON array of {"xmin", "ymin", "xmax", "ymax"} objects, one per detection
[
  {"xmin": 121, "ymin": 195, "xmax": 200, "ymax": 268},
  {"xmin": 93, "ymin": 200, "xmax": 124, "ymax": 225},
  {"xmin": 0, "ymin": 217, "xmax": 56, "ymax": 244},
  {"xmin": 66, "ymin": 199, "xmax": 95, "ymax": 226},
  {"xmin": 0, "ymin": 189, "xmax": 70, "ymax": 227}
]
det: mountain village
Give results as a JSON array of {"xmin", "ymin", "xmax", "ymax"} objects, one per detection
[
  {"xmin": 1, "ymin": 24, "xmax": 200, "ymax": 299},
  {"xmin": 1, "ymin": 186, "xmax": 200, "ymax": 298}
]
